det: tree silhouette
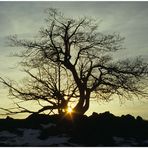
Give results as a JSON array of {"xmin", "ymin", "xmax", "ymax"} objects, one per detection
[{"xmin": 0, "ymin": 8, "xmax": 148, "ymax": 116}]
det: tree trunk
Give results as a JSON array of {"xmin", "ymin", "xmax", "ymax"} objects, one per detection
[
  {"xmin": 73, "ymin": 97, "xmax": 85, "ymax": 114},
  {"xmin": 73, "ymin": 92, "xmax": 90, "ymax": 115}
]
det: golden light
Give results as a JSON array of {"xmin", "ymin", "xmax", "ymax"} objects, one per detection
[{"xmin": 67, "ymin": 107, "xmax": 73, "ymax": 114}]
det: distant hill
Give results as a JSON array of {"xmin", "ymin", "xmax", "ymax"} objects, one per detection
[{"xmin": 0, "ymin": 111, "xmax": 148, "ymax": 146}]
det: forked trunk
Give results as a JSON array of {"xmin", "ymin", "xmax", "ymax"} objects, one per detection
[{"xmin": 73, "ymin": 94, "xmax": 90, "ymax": 115}]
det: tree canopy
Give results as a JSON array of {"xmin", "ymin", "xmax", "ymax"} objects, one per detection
[{"xmin": 0, "ymin": 8, "xmax": 148, "ymax": 116}]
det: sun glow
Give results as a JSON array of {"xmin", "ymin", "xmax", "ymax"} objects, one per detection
[{"xmin": 67, "ymin": 107, "xmax": 73, "ymax": 113}]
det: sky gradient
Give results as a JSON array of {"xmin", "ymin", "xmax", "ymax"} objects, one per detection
[{"xmin": 0, "ymin": 1, "xmax": 148, "ymax": 119}]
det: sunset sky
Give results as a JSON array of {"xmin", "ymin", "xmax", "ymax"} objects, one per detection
[{"xmin": 0, "ymin": 1, "xmax": 148, "ymax": 119}]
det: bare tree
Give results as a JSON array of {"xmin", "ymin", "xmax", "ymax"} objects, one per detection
[{"xmin": 0, "ymin": 8, "xmax": 148, "ymax": 116}]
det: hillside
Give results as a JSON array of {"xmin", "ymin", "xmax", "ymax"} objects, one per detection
[{"xmin": 0, "ymin": 111, "xmax": 148, "ymax": 146}]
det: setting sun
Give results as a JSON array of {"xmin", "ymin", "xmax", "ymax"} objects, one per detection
[{"xmin": 67, "ymin": 107, "xmax": 73, "ymax": 113}]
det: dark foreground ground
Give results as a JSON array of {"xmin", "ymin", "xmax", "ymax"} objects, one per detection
[{"xmin": 0, "ymin": 111, "xmax": 148, "ymax": 146}]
